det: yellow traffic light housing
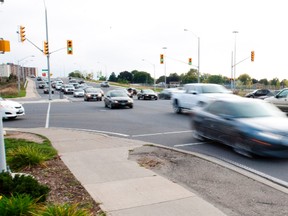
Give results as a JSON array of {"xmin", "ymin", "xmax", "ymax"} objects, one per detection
[
  {"xmin": 20, "ymin": 26, "xmax": 26, "ymax": 42},
  {"xmin": 188, "ymin": 58, "xmax": 192, "ymax": 65},
  {"xmin": 160, "ymin": 54, "xmax": 164, "ymax": 64},
  {"xmin": 251, "ymin": 51, "xmax": 255, "ymax": 62},
  {"xmin": 43, "ymin": 41, "xmax": 49, "ymax": 55},
  {"xmin": 67, "ymin": 40, "xmax": 73, "ymax": 55}
]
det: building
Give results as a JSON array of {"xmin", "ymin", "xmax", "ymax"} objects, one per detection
[{"xmin": 0, "ymin": 63, "xmax": 37, "ymax": 80}]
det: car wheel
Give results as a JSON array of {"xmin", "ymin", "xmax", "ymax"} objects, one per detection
[
  {"xmin": 233, "ymin": 139, "xmax": 253, "ymax": 158},
  {"xmin": 173, "ymin": 100, "xmax": 182, "ymax": 114},
  {"xmin": 192, "ymin": 128, "xmax": 205, "ymax": 141},
  {"xmin": 130, "ymin": 104, "xmax": 133, "ymax": 108},
  {"xmin": 138, "ymin": 96, "xmax": 141, "ymax": 100},
  {"xmin": 109, "ymin": 103, "xmax": 114, "ymax": 109}
]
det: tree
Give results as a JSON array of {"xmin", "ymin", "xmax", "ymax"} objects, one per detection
[
  {"xmin": 68, "ymin": 70, "xmax": 84, "ymax": 79},
  {"xmin": 133, "ymin": 71, "xmax": 153, "ymax": 84},
  {"xmin": 259, "ymin": 78, "xmax": 268, "ymax": 85},
  {"xmin": 108, "ymin": 72, "xmax": 117, "ymax": 82},
  {"xmin": 270, "ymin": 78, "xmax": 280, "ymax": 88},
  {"xmin": 180, "ymin": 69, "xmax": 198, "ymax": 84},
  {"xmin": 238, "ymin": 73, "xmax": 252, "ymax": 86},
  {"xmin": 117, "ymin": 71, "xmax": 132, "ymax": 83},
  {"xmin": 207, "ymin": 75, "xmax": 225, "ymax": 84}
]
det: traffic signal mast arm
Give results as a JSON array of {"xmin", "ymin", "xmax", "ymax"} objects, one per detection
[{"xmin": 232, "ymin": 51, "xmax": 255, "ymax": 68}]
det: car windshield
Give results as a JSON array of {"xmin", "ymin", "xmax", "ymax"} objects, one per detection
[
  {"xmin": 110, "ymin": 91, "xmax": 127, "ymax": 97},
  {"xmin": 201, "ymin": 85, "xmax": 230, "ymax": 93},
  {"xmin": 86, "ymin": 88, "xmax": 101, "ymax": 93}
]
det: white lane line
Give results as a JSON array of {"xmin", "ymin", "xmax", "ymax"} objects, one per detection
[
  {"xmin": 174, "ymin": 142, "xmax": 208, "ymax": 147},
  {"xmin": 57, "ymin": 128, "xmax": 130, "ymax": 137},
  {"xmin": 45, "ymin": 102, "xmax": 51, "ymax": 128},
  {"xmin": 132, "ymin": 130, "xmax": 193, "ymax": 138}
]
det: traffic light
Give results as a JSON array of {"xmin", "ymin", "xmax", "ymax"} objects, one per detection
[
  {"xmin": 251, "ymin": 51, "xmax": 255, "ymax": 62},
  {"xmin": 20, "ymin": 26, "xmax": 26, "ymax": 42},
  {"xmin": 160, "ymin": 54, "xmax": 164, "ymax": 64},
  {"xmin": 188, "ymin": 58, "xmax": 192, "ymax": 65},
  {"xmin": 43, "ymin": 41, "xmax": 49, "ymax": 55},
  {"xmin": 67, "ymin": 40, "xmax": 73, "ymax": 55}
]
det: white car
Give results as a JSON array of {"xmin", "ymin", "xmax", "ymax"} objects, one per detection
[{"xmin": 0, "ymin": 97, "xmax": 25, "ymax": 119}]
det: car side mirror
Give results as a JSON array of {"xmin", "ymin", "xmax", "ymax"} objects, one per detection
[{"xmin": 188, "ymin": 90, "xmax": 197, "ymax": 95}]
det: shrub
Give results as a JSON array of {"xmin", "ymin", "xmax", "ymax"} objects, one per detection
[
  {"xmin": 0, "ymin": 194, "xmax": 41, "ymax": 216},
  {"xmin": 37, "ymin": 203, "xmax": 91, "ymax": 216},
  {"xmin": 0, "ymin": 171, "xmax": 50, "ymax": 202},
  {"xmin": 7, "ymin": 145, "xmax": 51, "ymax": 170}
]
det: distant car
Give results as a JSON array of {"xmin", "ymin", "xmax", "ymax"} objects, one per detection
[
  {"xmin": 104, "ymin": 90, "xmax": 133, "ymax": 109},
  {"xmin": 38, "ymin": 81, "xmax": 46, "ymax": 89},
  {"xmin": 55, "ymin": 83, "xmax": 63, "ymax": 91},
  {"xmin": 191, "ymin": 97, "xmax": 288, "ymax": 158},
  {"xmin": 245, "ymin": 89, "xmax": 271, "ymax": 98},
  {"xmin": 43, "ymin": 84, "xmax": 54, "ymax": 94},
  {"xmin": 264, "ymin": 88, "xmax": 288, "ymax": 112},
  {"xmin": 63, "ymin": 84, "xmax": 75, "ymax": 94},
  {"xmin": 84, "ymin": 88, "xmax": 103, "ymax": 101},
  {"xmin": 100, "ymin": 81, "xmax": 110, "ymax": 87},
  {"xmin": 0, "ymin": 97, "xmax": 25, "ymax": 119},
  {"xmin": 158, "ymin": 88, "xmax": 185, "ymax": 100},
  {"xmin": 73, "ymin": 89, "xmax": 85, "ymax": 97},
  {"xmin": 137, "ymin": 89, "xmax": 158, "ymax": 100}
]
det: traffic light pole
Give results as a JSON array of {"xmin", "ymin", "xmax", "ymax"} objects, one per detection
[{"xmin": 44, "ymin": 1, "xmax": 52, "ymax": 100}]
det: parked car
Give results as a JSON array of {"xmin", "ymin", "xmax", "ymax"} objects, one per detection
[
  {"xmin": 172, "ymin": 83, "xmax": 236, "ymax": 114},
  {"xmin": 63, "ymin": 84, "xmax": 75, "ymax": 94},
  {"xmin": 104, "ymin": 90, "xmax": 133, "ymax": 109},
  {"xmin": 0, "ymin": 97, "xmax": 25, "ymax": 119},
  {"xmin": 137, "ymin": 89, "xmax": 158, "ymax": 100},
  {"xmin": 100, "ymin": 81, "xmax": 110, "ymax": 87},
  {"xmin": 43, "ymin": 84, "xmax": 54, "ymax": 94},
  {"xmin": 73, "ymin": 89, "xmax": 85, "ymax": 97},
  {"xmin": 264, "ymin": 88, "xmax": 288, "ymax": 112},
  {"xmin": 245, "ymin": 89, "xmax": 272, "ymax": 98},
  {"xmin": 191, "ymin": 97, "xmax": 288, "ymax": 158},
  {"xmin": 84, "ymin": 88, "xmax": 103, "ymax": 101},
  {"xmin": 158, "ymin": 88, "xmax": 185, "ymax": 100}
]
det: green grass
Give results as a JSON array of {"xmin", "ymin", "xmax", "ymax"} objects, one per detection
[{"xmin": 37, "ymin": 203, "xmax": 91, "ymax": 216}]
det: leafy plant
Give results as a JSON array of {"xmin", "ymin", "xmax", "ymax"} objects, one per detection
[
  {"xmin": 0, "ymin": 171, "xmax": 50, "ymax": 202},
  {"xmin": 5, "ymin": 138, "xmax": 57, "ymax": 171},
  {"xmin": 0, "ymin": 194, "xmax": 41, "ymax": 216},
  {"xmin": 37, "ymin": 203, "xmax": 91, "ymax": 216}
]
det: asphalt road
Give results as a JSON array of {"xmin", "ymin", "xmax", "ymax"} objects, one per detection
[{"xmin": 4, "ymin": 81, "xmax": 288, "ymax": 188}]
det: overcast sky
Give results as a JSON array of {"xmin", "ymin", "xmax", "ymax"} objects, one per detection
[{"xmin": 1, "ymin": 0, "xmax": 287, "ymax": 81}]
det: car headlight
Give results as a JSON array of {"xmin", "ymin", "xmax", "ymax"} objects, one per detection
[
  {"xmin": 128, "ymin": 99, "xmax": 133, "ymax": 103},
  {"xmin": 87, "ymin": 94, "xmax": 91, "ymax": 97},
  {"xmin": 98, "ymin": 93, "xmax": 102, "ymax": 97}
]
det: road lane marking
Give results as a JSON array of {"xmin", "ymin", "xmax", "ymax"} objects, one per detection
[
  {"xmin": 58, "ymin": 128, "xmax": 130, "ymax": 137},
  {"xmin": 45, "ymin": 102, "xmax": 51, "ymax": 128},
  {"xmin": 132, "ymin": 130, "xmax": 193, "ymax": 138}
]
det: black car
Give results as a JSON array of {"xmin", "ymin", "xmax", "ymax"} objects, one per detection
[
  {"xmin": 127, "ymin": 88, "xmax": 138, "ymax": 96},
  {"xmin": 100, "ymin": 81, "xmax": 110, "ymax": 87},
  {"xmin": 245, "ymin": 89, "xmax": 271, "ymax": 98},
  {"xmin": 191, "ymin": 97, "xmax": 288, "ymax": 158},
  {"xmin": 104, "ymin": 90, "xmax": 133, "ymax": 109},
  {"xmin": 84, "ymin": 88, "xmax": 103, "ymax": 101},
  {"xmin": 158, "ymin": 88, "xmax": 185, "ymax": 100},
  {"xmin": 43, "ymin": 84, "xmax": 54, "ymax": 94},
  {"xmin": 137, "ymin": 89, "xmax": 158, "ymax": 100}
]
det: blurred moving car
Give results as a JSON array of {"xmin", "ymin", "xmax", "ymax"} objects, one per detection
[
  {"xmin": 137, "ymin": 89, "xmax": 158, "ymax": 100},
  {"xmin": 264, "ymin": 88, "xmax": 288, "ymax": 112},
  {"xmin": 104, "ymin": 90, "xmax": 133, "ymax": 109},
  {"xmin": 38, "ymin": 81, "xmax": 46, "ymax": 89},
  {"xmin": 73, "ymin": 89, "xmax": 85, "ymax": 97},
  {"xmin": 84, "ymin": 88, "xmax": 103, "ymax": 101},
  {"xmin": 100, "ymin": 81, "xmax": 110, "ymax": 87},
  {"xmin": 191, "ymin": 97, "xmax": 288, "ymax": 158},
  {"xmin": 158, "ymin": 88, "xmax": 185, "ymax": 100},
  {"xmin": 0, "ymin": 97, "xmax": 25, "ymax": 119},
  {"xmin": 172, "ymin": 83, "xmax": 235, "ymax": 114},
  {"xmin": 245, "ymin": 89, "xmax": 271, "ymax": 98}
]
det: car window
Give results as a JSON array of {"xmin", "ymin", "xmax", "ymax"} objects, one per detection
[{"xmin": 277, "ymin": 89, "xmax": 288, "ymax": 98}]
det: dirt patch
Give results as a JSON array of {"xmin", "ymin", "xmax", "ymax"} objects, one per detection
[{"xmin": 129, "ymin": 145, "xmax": 288, "ymax": 216}]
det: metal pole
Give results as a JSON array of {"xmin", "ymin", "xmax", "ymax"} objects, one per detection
[
  {"xmin": 44, "ymin": 1, "xmax": 52, "ymax": 100},
  {"xmin": 233, "ymin": 31, "xmax": 238, "ymax": 90},
  {"xmin": 197, "ymin": 37, "xmax": 200, "ymax": 83},
  {"xmin": 162, "ymin": 47, "xmax": 167, "ymax": 87},
  {"xmin": 17, "ymin": 64, "xmax": 20, "ymax": 95},
  {"xmin": 0, "ymin": 113, "xmax": 7, "ymax": 172}
]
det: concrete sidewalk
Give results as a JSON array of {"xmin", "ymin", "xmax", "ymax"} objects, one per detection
[{"xmin": 13, "ymin": 127, "xmax": 226, "ymax": 216}]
